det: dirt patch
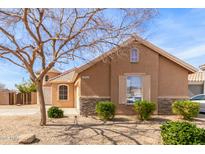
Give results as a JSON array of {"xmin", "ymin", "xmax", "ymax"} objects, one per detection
[{"xmin": 0, "ymin": 114, "xmax": 204, "ymax": 145}]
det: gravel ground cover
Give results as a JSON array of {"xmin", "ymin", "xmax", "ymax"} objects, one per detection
[{"xmin": 0, "ymin": 114, "xmax": 205, "ymax": 145}]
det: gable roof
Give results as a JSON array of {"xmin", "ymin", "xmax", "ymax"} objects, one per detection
[
  {"xmin": 49, "ymin": 69, "xmax": 77, "ymax": 83},
  {"xmin": 199, "ymin": 64, "xmax": 205, "ymax": 71},
  {"xmin": 135, "ymin": 36, "xmax": 197, "ymax": 73},
  {"xmin": 48, "ymin": 35, "xmax": 198, "ymax": 83},
  {"xmin": 36, "ymin": 68, "xmax": 61, "ymax": 75},
  {"xmin": 188, "ymin": 64, "xmax": 205, "ymax": 83},
  {"xmin": 48, "ymin": 68, "xmax": 61, "ymax": 74}
]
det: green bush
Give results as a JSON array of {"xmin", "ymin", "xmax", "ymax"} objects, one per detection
[
  {"xmin": 160, "ymin": 121, "xmax": 205, "ymax": 145},
  {"xmin": 96, "ymin": 101, "xmax": 115, "ymax": 121},
  {"xmin": 47, "ymin": 106, "xmax": 64, "ymax": 118},
  {"xmin": 134, "ymin": 100, "xmax": 156, "ymax": 121},
  {"xmin": 172, "ymin": 101, "xmax": 199, "ymax": 120},
  {"xmin": 15, "ymin": 80, "xmax": 37, "ymax": 93}
]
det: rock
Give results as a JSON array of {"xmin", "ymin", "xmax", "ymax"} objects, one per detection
[{"xmin": 18, "ymin": 134, "xmax": 36, "ymax": 144}]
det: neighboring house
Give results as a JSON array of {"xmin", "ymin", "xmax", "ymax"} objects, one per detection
[
  {"xmin": 42, "ymin": 36, "xmax": 197, "ymax": 115},
  {"xmin": 188, "ymin": 64, "xmax": 205, "ymax": 97}
]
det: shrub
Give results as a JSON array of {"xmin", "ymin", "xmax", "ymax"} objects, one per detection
[
  {"xmin": 15, "ymin": 80, "xmax": 37, "ymax": 93},
  {"xmin": 134, "ymin": 100, "xmax": 156, "ymax": 121},
  {"xmin": 47, "ymin": 106, "xmax": 64, "ymax": 118},
  {"xmin": 96, "ymin": 101, "xmax": 115, "ymax": 121},
  {"xmin": 172, "ymin": 100, "xmax": 199, "ymax": 120},
  {"xmin": 160, "ymin": 121, "xmax": 205, "ymax": 145}
]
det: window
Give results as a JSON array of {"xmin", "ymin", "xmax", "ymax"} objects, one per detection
[
  {"xmin": 59, "ymin": 85, "xmax": 68, "ymax": 100},
  {"xmin": 130, "ymin": 48, "xmax": 139, "ymax": 63},
  {"xmin": 126, "ymin": 76, "xmax": 143, "ymax": 104},
  {"xmin": 45, "ymin": 75, "xmax": 49, "ymax": 82}
]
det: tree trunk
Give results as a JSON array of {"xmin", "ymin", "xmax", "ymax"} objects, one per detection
[{"xmin": 36, "ymin": 80, "xmax": 47, "ymax": 126}]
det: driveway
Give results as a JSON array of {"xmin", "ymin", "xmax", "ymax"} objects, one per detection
[{"xmin": 0, "ymin": 105, "xmax": 79, "ymax": 116}]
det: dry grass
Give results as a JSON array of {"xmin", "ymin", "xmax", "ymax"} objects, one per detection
[{"xmin": 0, "ymin": 114, "xmax": 205, "ymax": 145}]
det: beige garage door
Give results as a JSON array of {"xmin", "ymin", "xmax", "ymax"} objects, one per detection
[{"xmin": 43, "ymin": 87, "xmax": 52, "ymax": 105}]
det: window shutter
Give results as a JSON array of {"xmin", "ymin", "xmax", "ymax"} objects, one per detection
[
  {"xmin": 119, "ymin": 75, "xmax": 127, "ymax": 104},
  {"xmin": 143, "ymin": 75, "xmax": 151, "ymax": 101}
]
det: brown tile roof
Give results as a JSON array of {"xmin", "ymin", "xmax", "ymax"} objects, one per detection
[
  {"xmin": 48, "ymin": 67, "xmax": 77, "ymax": 82},
  {"xmin": 200, "ymin": 64, "xmax": 205, "ymax": 67},
  {"xmin": 199, "ymin": 64, "xmax": 205, "ymax": 71},
  {"xmin": 36, "ymin": 68, "xmax": 61, "ymax": 74},
  {"xmin": 49, "ymin": 71, "xmax": 77, "ymax": 83},
  {"xmin": 188, "ymin": 71, "xmax": 205, "ymax": 82},
  {"xmin": 48, "ymin": 68, "xmax": 61, "ymax": 73}
]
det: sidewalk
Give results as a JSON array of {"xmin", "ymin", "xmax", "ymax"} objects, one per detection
[{"xmin": 0, "ymin": 105, "xmax": 79, "ymax": 116}]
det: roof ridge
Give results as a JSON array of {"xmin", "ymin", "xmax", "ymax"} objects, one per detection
[
  {"xmin": 48, "ymin": 67, "xmax": 77, "ymax": 81},
  {"xmin": 49, "ymin": 35, "xmax": 198, "ymax": 82},
  {"xmin": 134, "ymin": 36, "xmax": 197, "ymax": 73}
]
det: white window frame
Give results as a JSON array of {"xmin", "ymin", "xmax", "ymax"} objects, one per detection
[
  {"xmin": 126, "ymin": 75, "xmax": 143, "ymax": 105},
  {"xmin": 58, "ymin": 84, "xmax": 69, "ymax": 101},
  {"xmin": 130, "ymin": 48, "xmax": 139, "ymax": 63}
]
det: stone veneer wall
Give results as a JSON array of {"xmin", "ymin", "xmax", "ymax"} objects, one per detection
[
  {"xmin": 80, "ymin": 97, "xmax": 111, "ymax": 116},
  {"xmin": 158, "ymin": 97, "xmax": 188, "ymax": 114}
]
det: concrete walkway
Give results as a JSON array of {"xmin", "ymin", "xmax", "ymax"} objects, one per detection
[
  {"xmin": 0, "ymin": 105, "xmax": 79, "ymax": 116},
  {"xmin": 0, "ymin": 108, "xmax": 38, "ymax": 116},
  {"xmin": 45, "ymin": 105, "xmax": 80, "ymax": 115}
]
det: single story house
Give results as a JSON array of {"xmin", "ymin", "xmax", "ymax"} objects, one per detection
[
  {"xmin": 42, "ymin": 36, "xmax": 197, "ymax": 115},
  {"xmin": 188, "ymin": 64, "xmax": 205, "ymax": 97}
]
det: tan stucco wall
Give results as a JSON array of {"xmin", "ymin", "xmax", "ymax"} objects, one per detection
[
  {"xmin": 43, "ymin": 72, "xmax": 61, "ymax": 86},
  {"xmin": 47, "ymin": 41, "xmax": 190, "ymax": 113},
  {"xmin": 110, "ymin": 43, "xmax": 159, "ymax": 114},
  {"xmin": 51, "ymin": 83, "xmax": 74, "ymax": 108},
  {"xmin": 78, "ymin": 42, "xmax": 190, "ymax": 114},
  {"xmin": 0, "ymin": 91, "xmax": 9, "ymax": 105},
  {"xmin": 79, "ymin": 61, "xmax": 110, "ymax": 97},
  {"xmin": 158, "ymin": 55, "xmax": 189, "ymax": 97},
  {"xmin": 74, "ymin": 78, "xmax": 81, "ymax": 109}
]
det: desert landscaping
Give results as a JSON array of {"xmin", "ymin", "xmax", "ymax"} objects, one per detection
[
  {"xmin": 1, "ymin": 8, "xmax": 205, "ymax": 147},
  {"xmin": 0, "ymin": 111, "xmax": 205, "ymax": 145}
]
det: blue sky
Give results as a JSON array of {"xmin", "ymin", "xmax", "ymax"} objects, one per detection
[
  {"xmin": 1, "ymin": 8, "xmax": 205, "ymax": 89},
  {"xmin": 147, "ymin": 9, "xmax": 205, "ymax": 67}
]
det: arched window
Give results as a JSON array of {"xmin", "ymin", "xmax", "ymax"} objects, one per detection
[
  {"xmin": 130, "ymin": 48, "xmax": 139, "ymax": 63},
  {"xmin": 59, "ymin": 85, "xmax": 68, "ymax": 100},
  {"xmin": 45, "ymin": 75, "xmax": 49, "ymax": 82}
]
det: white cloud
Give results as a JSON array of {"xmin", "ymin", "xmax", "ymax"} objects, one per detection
[
  {"xmin": 175, "ymin": 44, "xmax": 205, "ymax": 60},
  {"xmin": 147, "ymin": 9, "xmax": 205, "ymax": 66}
]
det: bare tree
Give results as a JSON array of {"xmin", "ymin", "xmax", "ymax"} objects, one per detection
[{"xmin": 0, "ymin": 8, "xmax": 156, "ymax": 125}]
